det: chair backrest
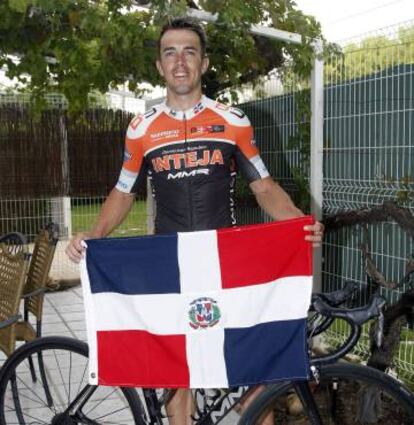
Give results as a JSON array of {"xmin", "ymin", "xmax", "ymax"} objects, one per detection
[
  {"xmin": 24, "ymin": 223, "xmax": 59, "ymax": 320},
  {"xmin": 0, "ymin": 233, "xmax": 29, "ymax": 357}
]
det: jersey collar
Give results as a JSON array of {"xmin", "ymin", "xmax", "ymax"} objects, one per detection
[{"xmin": 162, "ymin": 96, "xmax": 207, "ymax": 121}]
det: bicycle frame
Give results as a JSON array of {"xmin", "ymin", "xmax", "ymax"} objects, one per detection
[
  {"xmin": 140, "ymin": 378, "xmax": 325, "ymax": 425},
  {"xmin": 140, "ymin": 385, "xmax": 252, "ymax": 424},
  {"xmin": 193, "ymin": 386, "xmax": 251, "ymax": 424}
]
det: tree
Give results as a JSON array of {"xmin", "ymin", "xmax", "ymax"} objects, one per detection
[
  {"xmin": 0, "ymin": 0, "xmax": 323, "ymax": 112},
  {"xmin": 325, "ymin": 25, "xmax": 414, "ymax": 82}
]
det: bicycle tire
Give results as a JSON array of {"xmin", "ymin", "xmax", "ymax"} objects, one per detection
[
  {"xmin": 238, "ymin": 363, "xmax": 414, "ymax": 425},
  {"xmin": 0, "ymin": 336, "xmax": 145, "ymax": 425}
]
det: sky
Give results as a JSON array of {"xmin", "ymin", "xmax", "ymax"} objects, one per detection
[{"xmin": 294, "ymin": 0, "xmax": 414, "ymax": 43}]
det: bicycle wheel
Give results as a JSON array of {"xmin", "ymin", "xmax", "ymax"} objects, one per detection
[
  {"xmin": 0, "ymin": 336, "xmax": 144, "ymax": 425},
  {"xmin": 238, "ymin": 363, "xmax": 414, "ymax": 425}
]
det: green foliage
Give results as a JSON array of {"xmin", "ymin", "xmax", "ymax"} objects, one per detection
[
  {"xmin": 396, "ymin": 176, "xmax": 414, "ymax": 206},
  {"xmin": 0, "ymin": 0, "xmax": 323, "ymax": 112},
  {"xmin": 71, "ymin": 198, "xmax": 147, "ymax": 237},
  {"xmin": 234, "ymin": 175, "xmax": 257, "ymax": 207},
  {"xmin": 286, "ymin": 89, "xmax": 311, "ymax": 212},
  {"xmin": 324, "ymin": 29, "xmax": 414, "ymax": 210},
  {"xmin": 325, "ymin": 25, "xmax": 414, "ymax": 82}
]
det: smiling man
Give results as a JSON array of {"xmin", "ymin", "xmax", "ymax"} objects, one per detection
[
  {"xmin": 66, "ymin": 17, "xmax": 324, "ymax": 425},
  {"xmin": 157, "ymin": 24, "xmax": 209, "ymax": 97}
]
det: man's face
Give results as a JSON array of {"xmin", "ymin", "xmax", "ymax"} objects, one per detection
[{"xmin": 156, "ymin": 29, "xmax": 209, "ymax": 96}]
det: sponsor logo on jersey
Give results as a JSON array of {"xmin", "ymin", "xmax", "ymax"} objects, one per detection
[
  {"xmin": 150, "ymin": 129, "xmax": 180, "ymax": 140},
  {"xmin": 167, "ymin": 169, "xmax": 210, "ymax": 179},
  {"xmin": 215, "ymin": 102, "xmax": 230, "ymax": 111},
  {"xmin": 129, "ymin": 114, "xmax": 143, "ymax": 130},
  {"xmin": 188, "ymin": 297, "xmax": 221, "ymax": 329},
  {"xmin": 193, "ymin": 102, "xmax": 204, "ymax": 115},
  {"xmin": 229, "ymin": 107, "xmax": 246, "ymax": 119},
  {"xmin": 190, "ymin": 125, "xmax": 225, "ymax": 134},
  {"xmin": 117, "ymin": 180, "xmax": 128, "ymax": 190},
  {"xmin": 151, "ymin": 149, "xmax": 224, "ymax": 172},
  {"xmin": 144, "ymin": 108, "xmax": 157, "ymax": 119},
  {"xmin": 250, "ymin": 155, "xmax": 270, "ymax": 178},
  {"xmin": 123, "ymin": 149, "xmax": 132, "ymax": 161}
]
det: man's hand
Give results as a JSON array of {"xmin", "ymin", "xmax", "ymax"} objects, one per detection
[
  {"xmin": 65, "ymin": 232, "xmax": 91, "ymax": 263},
  {"xmin": 304, "ymin": 221, "xmax": 324, "ymax": 248}
]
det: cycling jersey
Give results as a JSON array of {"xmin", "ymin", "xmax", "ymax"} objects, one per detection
[{"xmin": 116, "ymin": 96, "xmax": 269, "ymax": 234}]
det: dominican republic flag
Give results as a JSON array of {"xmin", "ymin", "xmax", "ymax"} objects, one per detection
[{"xmin": 81, "ymin": 217, "xmax": 313, "ymax": 389}]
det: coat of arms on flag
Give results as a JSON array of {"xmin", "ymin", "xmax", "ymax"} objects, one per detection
[{"xmin": 80, "ymin": 217, "xmax": 313, "ymax": 389}]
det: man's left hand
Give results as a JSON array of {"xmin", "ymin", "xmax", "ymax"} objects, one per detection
[{"xmin": 304, "ymin": 221, "xmax": 324, "ymax": 248}]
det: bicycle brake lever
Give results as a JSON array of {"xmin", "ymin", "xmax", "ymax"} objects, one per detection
[{"xmin": 374, "ymin": 309, "xmax": 384, "ymax": 348}]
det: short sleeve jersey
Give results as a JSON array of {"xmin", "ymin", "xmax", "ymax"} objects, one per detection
[{"xmin": 116, "ymin": 96, "xmax": 269, "ymax": 234}]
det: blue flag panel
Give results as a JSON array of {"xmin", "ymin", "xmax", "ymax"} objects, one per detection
[
  {"xmin": 224, "ymin": 319, "xmax": 309, "ymax": 386},
  {"xmin": 86, "ymin": 235, "xmax": 181, "ymax": 295}
]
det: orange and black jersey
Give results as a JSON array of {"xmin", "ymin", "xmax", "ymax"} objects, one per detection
[{"xmin": 116, "ymin": 96, "xmax": 269, "ymax": 234}]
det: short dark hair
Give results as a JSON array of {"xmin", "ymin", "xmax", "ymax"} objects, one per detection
[{"xmin": 158, "ymin": 17, "xmax": 207, "ymax": 57}]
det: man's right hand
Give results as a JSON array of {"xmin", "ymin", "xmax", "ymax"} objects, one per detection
[{"xmin": 65, "ymin": 232, "xmax": 91, "ymax": 263}]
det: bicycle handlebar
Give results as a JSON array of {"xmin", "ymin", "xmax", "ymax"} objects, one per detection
[
  {"xmin": 308, "ymin": 281, "xmax": 359, "ymax": 337},
  {"xmin": 312, "ymin": 292, "xmax": 385, "ymax": 326},
  {"xmin": 310, "ymin": 293, "xmax": 386, "ymax": 366},
  {"xmin": 312, "ymin": 280, "xmax": 358, "ymax": 306}
]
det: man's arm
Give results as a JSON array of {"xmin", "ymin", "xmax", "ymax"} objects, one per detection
[
  {"xmin": 250, "ymin": 177, "xmax": 303, "ymax": 221},
  {"xmin": 66, "ymin": 111, "xmax": 147, "ymax": 263},
  {"xmin": 65, "ymin": 188, "xmax": 135, "ymax": 262},
  {"xmin": 250, "ymin": 177, "xmax": 323, "ymax": 246}
]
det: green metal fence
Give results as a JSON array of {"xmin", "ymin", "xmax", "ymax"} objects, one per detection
[{"xmin": 236, "ymin": 24, "xmax": 414, "ymax": 383}]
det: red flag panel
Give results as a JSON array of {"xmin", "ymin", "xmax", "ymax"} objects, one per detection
[
  {"xmin": 97, "ymin": 330, "xmax": 190, "ymax": 387},
  {"xmin": 217, "ymin": 217, "xmax": 313, "ymax": 289}
]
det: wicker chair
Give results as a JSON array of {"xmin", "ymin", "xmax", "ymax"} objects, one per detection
[
  {"xmin": 0, "ymin": 232, "xmax": 29, "ymax": 357},
  {"xmin": 16, "ymin": 223, "xmax": 59, "ymax": 343},
  {"xmin": 0, "ymin": 228, "xmax": 58, "ymax": 407}
]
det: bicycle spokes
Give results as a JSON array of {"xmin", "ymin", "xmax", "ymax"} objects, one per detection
[{"xmin": 1, "ymin": 340, "xmax": 139, "ymax": 424}]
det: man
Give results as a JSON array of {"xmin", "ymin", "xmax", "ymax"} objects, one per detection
[{"xmin": 66, "ymin": 17, "xmax": 324, "ymax": 424}]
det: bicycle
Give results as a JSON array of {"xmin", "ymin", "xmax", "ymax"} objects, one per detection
[
  {"xmin": 0, "ymin": 285, "xmax": 413, "ymax": 424},
  {"xmin": 239, "ymin": 291, "xmax": 414, "ymax": 424}
]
